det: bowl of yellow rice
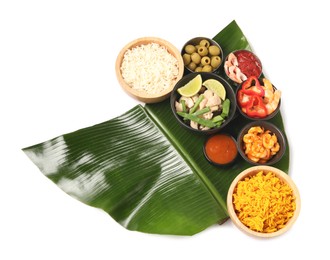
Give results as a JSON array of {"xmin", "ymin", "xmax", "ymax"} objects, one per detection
[{"xmin": 227, "ymin": 166, "xmax": 300, "ymax": 238}]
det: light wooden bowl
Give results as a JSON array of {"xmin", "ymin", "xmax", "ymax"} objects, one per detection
[
  {"xmin": 115, "ymin": 37, "xmax": 184, "ymax": 103},
  {"xmin": 227, "ymin": 166, "xmax": 301, "ymax": 238}
]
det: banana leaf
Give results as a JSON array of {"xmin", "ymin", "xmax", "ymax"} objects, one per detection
[{"xmin": 22, "ymin": 20, "xmax": 289, "ymax": 236}]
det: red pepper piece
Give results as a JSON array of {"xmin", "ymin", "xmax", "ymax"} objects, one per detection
[
  {"xmin": 237, "ymin": 89, "xmax": 253, "ymax": 108},
  {"xmin": 246, "ymin": 95, "xmax": 268, "ymax": 118},
  {"xmin": 241, "ymin": 76, "xmax": 265, "ymax": 97}
]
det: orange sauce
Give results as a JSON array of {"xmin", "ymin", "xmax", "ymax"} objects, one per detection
[{"xmin": 205, "ymin": 134, "xmax": 237, "ymax": 165}]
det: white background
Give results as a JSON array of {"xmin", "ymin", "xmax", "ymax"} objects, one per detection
[{"xmin": 1, "ymin": 0, "xmax": 329, "ymax": 259}]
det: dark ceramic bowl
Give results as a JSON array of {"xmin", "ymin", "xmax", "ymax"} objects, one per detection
[
  {"xmin": 181, "ymin": 37, "xmax": 223, "ymax": 74},
  {"xmin": 237, "ymin": 121, "xmax": 286, "ymax": 166},
  {"xmin": 170, "ymin": 72, "xmax": 236, "ymax": 135},
  {"xmin": 224, "ymin": 49, "xmax": 262, "ymax": 86},
  {"xmin": 203, "ymin": 133, "xmax": 238, "ymax": 167},
  {"xmin": 236, "ymin": 77, "xmax": 281, "ymax": 120}
]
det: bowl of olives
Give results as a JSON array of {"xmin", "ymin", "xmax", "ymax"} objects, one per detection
[{"xmin": 181, "ymin": 37, "xmax": 223, "ymax": 74}]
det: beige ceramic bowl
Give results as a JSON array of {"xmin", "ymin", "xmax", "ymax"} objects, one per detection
[
  {"xmin": 227, "ymin": 166, "xmax": 301, "ymax": 238},
  {"xmin": 115, "ymin": 37, "xmax": 184, "ymax": 103}
]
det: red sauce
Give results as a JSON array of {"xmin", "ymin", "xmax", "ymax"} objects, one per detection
[
  {"xmin": 235, "ymin": 50, "xmax": 262, "ymax": 78},
  {"xmin": 205, "ymin": 134, "xmax": 237, "ymax": 165}
]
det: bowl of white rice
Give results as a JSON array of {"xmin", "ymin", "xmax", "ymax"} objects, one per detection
[{"xmin": 115, "ymin": 37, "xmax": 184, "ymax": 103}]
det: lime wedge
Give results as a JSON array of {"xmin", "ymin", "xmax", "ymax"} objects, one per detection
[
  {"xmin": 177, "ymin": 74, "xmax": 202, "ymax": 97},
  {"xmin": 203, "ymin": 79, "xmax": 226, "ymax": 100}
]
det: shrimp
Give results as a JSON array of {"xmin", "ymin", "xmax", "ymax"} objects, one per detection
[
  {"xmin": 262, "ymin": 78, "xmax": 275, "ymax": 103},
  {"xmin": 262, "ymin": 133, "xmax": 275, "ymax": 149},
  {"xmin": 251, "ymin": 141, "xmax": 268, "ymax": 159},
  {"xmin": 244, "ymin": 143, "xmax": 252, "ymax": 154},
  {"xmin": 235, "ymin": 67, "xmax": 247, "ymax": 83},
  {"xmin": 225, "ymin": 53, "xmax": 246, "ymax": 83},
  {"xmin": 271, "ymin": 133, "xmax": 277, "ymax": 143},
  {"xmin": 224, "ymin": 54, "xmax": 237, "ymax": 75},
  {"xmin": 243, "ymin": 133, "xmax": 255, "ymax": 144},
  {"xmin": 228, "ymin": 67, "xmax": 246, "ymax": 84},
  {"xmin": 271, "ymin": 142, "xmax": 280, "ymax": 154},
  {"xmin": 264, "ymin": 89, "xmax": 274, "ymax": 104},
  {"xmin": 248, "ymin": 126, "xmax": 264, "ymax": 135},
  {"xmin": 228, "ymin": 66, "xmax": 238, "ymax": 82},
  {"xmin": 262, "ymin": 78, "xmax": 273, "ymax": 92},
  {"xmin": 247, "ymin": 153, "xmax": 260, "ymax": 162},
  {"xmin": 227, "ymin": 53, "xmax": 238, "ymax": 66},
  {"xmin": 262, "ymin": 149, "xmax": 272, "ymax": 161},
  {"xmin": 265, "ymin": 90, "xmax": 281, "ymax": 114}
]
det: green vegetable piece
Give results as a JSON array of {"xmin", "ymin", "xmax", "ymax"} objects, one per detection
[
  {"xmin": 180, "ymin": 99, "xmax": 187, "ymax": 113},
  {"xmin": 177, "ymin": 112, "xmax": 216, "ymax": 128},
  {"xmin": 212, "ymin": 115, "xmax": 224, "ymax": 123},
  {"xmin": 220, "ymin": 99, "xmax": 230, "ymax": 118},
  {"xmin": 189, "ymin": 94, "xmax": 204, "ymax": 114},
  {"xmin": 193, "ymin": 107, "xmax": 211, "ymax": 116},
  {"xmin": 212, "ymin": 115, "xmax": 225, "ymax": 127}
]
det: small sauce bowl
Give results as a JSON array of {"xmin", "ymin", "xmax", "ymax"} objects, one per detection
[
  {"xmin": 224, "ymin": 49, "xmax": 262, "ymax": 85},
  {"xmin": 203, "ymin": 133, "xmax": 238, "ymax": 166}
]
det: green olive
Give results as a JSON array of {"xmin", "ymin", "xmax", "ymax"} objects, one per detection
[
  {"xmin": 184, "ymin": 44, "xmax": 196, "ymax": 54},
  {"xmin": 191, "ymin": 52, "xmax": 201, "ymax": 64},
  {"xmin": 199, "ymin": 39, "xmax": 210, "ymax": 48},
  {"xmin": 187, "ymin": 62, "xmax": 197, "ymax": 71},
  {"xmin": 182, "ymin": 53, "xmax": 191, "ymax": 66},
  {"xmin": 195, "ymin": 66, "xmax": 203, "ymax": 72},
  {"xmin": 211, "ymin": 56, "xmax": 221, "ymax": 68},
  {"xmin": 197, "ymin": 46, "xmax": 208, "ymax": 56},
  {"xmin": 208, "ymin": 45, "xmax": 221, "ymax": 56},
  {"xmin": 201, "ymin": 64, "xmax": 212, "ymax": 72},
  {"xmin": 201, "ymin": 56, "xmax": 211, "ymax": 66}
]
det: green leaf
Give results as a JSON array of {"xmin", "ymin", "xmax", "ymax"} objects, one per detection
[
  {"xmin": 22, "ymin": 20, "xmax": 289, "ymax": 236},
  {"xmin": 213, "ymin": 20, "xmax": 252, "ymax": 62}
]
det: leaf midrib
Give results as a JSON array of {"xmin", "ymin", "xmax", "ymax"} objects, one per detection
[{"xmin": 144, "ymin": 104, "xmax": 227, "ymax": 212}]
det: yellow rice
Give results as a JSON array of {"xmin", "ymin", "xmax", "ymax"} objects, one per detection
[{"xmin": 233, "ymin": 171, "xmax": 296, "ymax": 233}]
